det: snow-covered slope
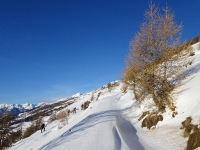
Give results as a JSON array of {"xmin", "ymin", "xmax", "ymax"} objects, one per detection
[{"xmin": 9, "ymin": 43, "xmax": 200, "ymax": 150}]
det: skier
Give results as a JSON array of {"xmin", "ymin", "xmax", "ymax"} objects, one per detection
[
  {"xmin": 41, "ymin": 123, "xmax": 45, "ymax": 133},
  {"xmin": 74, "ymin": 107, "xmax": 76, "ymax": 113}
]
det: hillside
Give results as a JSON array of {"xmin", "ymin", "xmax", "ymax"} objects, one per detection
[{"xmin": 7, "ymin": 43, "xmax": 200, "ymax": 150}]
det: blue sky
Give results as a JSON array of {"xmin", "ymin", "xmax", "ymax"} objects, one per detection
[{"xmin": 0, "ymin": 0, "xmax": 200, "ymax": 104}]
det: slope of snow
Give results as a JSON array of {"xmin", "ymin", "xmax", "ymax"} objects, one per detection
[{"xmin": 9, "ymin": 42, "xmax": 200, "ymax": 150}]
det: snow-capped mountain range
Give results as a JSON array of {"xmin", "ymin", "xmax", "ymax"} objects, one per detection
[
  {"xmin": 0, "ymin": 93, "xmax": 83, "ymax": 116},
  {"xmin": 0, "ymin": 103, "xmax": 42, "ymax": 115}
]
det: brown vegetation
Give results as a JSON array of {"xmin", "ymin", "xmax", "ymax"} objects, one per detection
[
  {"xmin": 141, "ymin": 113, "xmax": 163, "ymax": 129},
  {"xmin": 138, "ymin": 111, "xmax": 149, "ymax": 121},
  {"xmin": 172, "ymin": 111, "xmax": 178, "ymax": 118},
  {"xmin": 121, "ymin": 84, "xmax": 128, "ymax": 93},
  {"xmin": 0, "ymin": 112, "xmax": 15, "ymax": 149},
  {"xmin": 186, "ymin": 128, "xmax": 200, "ymax": 150},
  {"xmin": 96, "ymin": 92, "xmax": 101, "ymax": 101},
  {"xmin": 57, "ymin": 110, "xmax": 68, "ymax": 129},
  {"xmin": 181, "ymin": 117, "xmax": 192, "ymax": 129},
  {"xmin": 180, "ymin": 117, "xmax": 200, "ymax": 150},
  {"xmin": 184, "ymin": 124, "xmax": 198, "ymax": 138},
  {"xmin": 83, "ymin": 101, "xmax": 91, "ymax": 110},
  {"xmin": 122, "ymin": 2, "xmax": 194, "ymax": 112}
]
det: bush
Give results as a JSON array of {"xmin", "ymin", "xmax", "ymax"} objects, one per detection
[
  {"xmin": 141, "ymin": 113, "xmax": 163, "ymax": 129},
  {"xmin": 189, "ymin": 51, "xmax": 195, "ymax": 56},
  {"xmin": 121, "ymin": 84, "xmax": 128, "ymax": 93},
  {"xmin": 90, "ymin": 92, "xmax": 94, "ymax": 101},
  {"xmin": 56, "ymin": 110, "xmax": 68, "ymax": 129},
  {"xmin": 96, "ymin": 92, "xmax": 101, "ymax": 101},
  {"xmin": 56, "ymin": 110, "xmax": 68, "ymax": 120},
  {"xmin": 83, "ymin": 101, "xmax": 91, "ymax": 110},
  {"xmin": 48, "ymin": 111, "xmax": 57, "ymax": 123},
  {"xmin": 138, "ymin": 111, "xmax": 149, "ymax": 121},
  {"xmin": 181, "ymin": 117, "xmax": 192, "ymax": 129},
  {"xmin": 107, "ymin": 82, "xmax": 112, "ymax": 92},
  {"xmin": 187, "ymin": 128, "xmax": 200, "ymax": 150},
  {"xmin": 184, "ymin": 124, "xmax": 197, "ymax": 138},
  {"xmin": 179, "ymin": 116, "xmax": 200, "ymax": 150}
]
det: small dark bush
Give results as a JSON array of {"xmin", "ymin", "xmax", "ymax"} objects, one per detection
[
  {"xmin": 189, "ymin": 52, "xmax": 195, "ymax": 56},
  {"xmin": 83, "ymin": 101, "xmax": 91, "ymax": 110}
]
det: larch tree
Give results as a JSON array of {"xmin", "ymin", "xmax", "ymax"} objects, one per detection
[{"xmin": 122, "ymin": 2, "xmax": 190, "ymax": 110}]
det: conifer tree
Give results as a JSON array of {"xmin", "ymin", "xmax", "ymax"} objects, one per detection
[{"xmin": 122, "ymin": 2, "xmax": 190, "ymax": 110}]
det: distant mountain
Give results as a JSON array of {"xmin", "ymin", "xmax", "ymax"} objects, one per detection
[
  {"xmin": 0, "ymin": 103, "xmax": 48, "ymax": 116},
  {"xmin": 0, "ymin": 93, "xmax": 83, "ymax": 116}
]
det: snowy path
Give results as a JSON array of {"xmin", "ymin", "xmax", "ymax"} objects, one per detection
[{"xmin": 38, "ymin": 93, "xmax": 144, "ymax": 150}]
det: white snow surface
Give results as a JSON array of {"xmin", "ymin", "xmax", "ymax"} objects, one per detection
[{"xmin": 9, "ymin": 43, "xmax": 200, "ymax": 150}]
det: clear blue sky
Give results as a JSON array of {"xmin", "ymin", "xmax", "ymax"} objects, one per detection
[{"xmin": 0, "ymin": 0, "xmax": 200, "ymax": 104}]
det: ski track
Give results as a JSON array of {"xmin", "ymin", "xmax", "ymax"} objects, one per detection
[{"xmin": 37, "ymin": 93, "xmax": 144, "ymax": 150}]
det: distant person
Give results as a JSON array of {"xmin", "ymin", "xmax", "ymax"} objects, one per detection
[
  {"xmin": 74, "ymin": 107, "xmax": 76, "ymax": 113},
  {"xmin": 81, "ymin": 104, "xmax": 83, "ymax": 110},
  {"xmin": 41, "ymin": 123, "xmax": 45, "ymax": 133}
]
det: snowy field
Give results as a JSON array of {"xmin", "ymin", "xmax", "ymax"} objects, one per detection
[{"xmin": 9, "ymin": 43, "xmax": 200, "ymax": 150}]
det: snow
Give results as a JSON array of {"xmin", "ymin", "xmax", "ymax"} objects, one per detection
[
  {"xmin": 9, "ymin": 42, "xmax": 200, "ymax": 150},
  {"xmin": 71, "ymin": 93, "xmax": 82, "ymax": 98}
]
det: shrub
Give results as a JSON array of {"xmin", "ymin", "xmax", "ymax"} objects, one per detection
[
  {"xmin": 184, "ymin": 124, "xmax": 197, "ymax": 138},
  {"xmin": 121, "ymin": 84, "xmax": 128, "ymax": 93},
  {"xmin": 181, "ymin": 117, "xmax": 192, "ymax": 129},
  {"xmin": 90, "ymin": 92, "xmax": 94, "ymax": 101},
  {"xmin": 107, "ymin": 82, "xmax": 112, "ymax": 92},
  {"xmin": 141, "ymin": 114, "xmax": 163, "ymax": 129},
  {"xmin": 172, "ymin": 111, "xmax": 178, "ymax": 118},
  {"xmin": 106, "ymin": 82, "xmax": 119, "ymax": 92},
  {"xmin": 83, "ymin": 101, "xmax": 91, "ymax": 110},
  {"xmin": 96, "ymin": 92, "xmax": 101, "ymax": 101},
  {"xmin": 48, "ymin": 111, "xmax": 57, "ymax": 123},
  {"xmin": 56, "ymin": 110, "xmax": 68, "ymax": 129},
  {"xmin": 56, "ymin": 110, "xmax": 68, "ymax": 120},
  {"xmin": 186, "ymin": 128, "xmax": 200, "ymax": 150},
  {"xmin": 138, "ymin": 111, "xmax": 149, "ymax": 121},
  {"xmin": 189, "ymin": 51, "xmax": 195, "ymax": 56}
]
